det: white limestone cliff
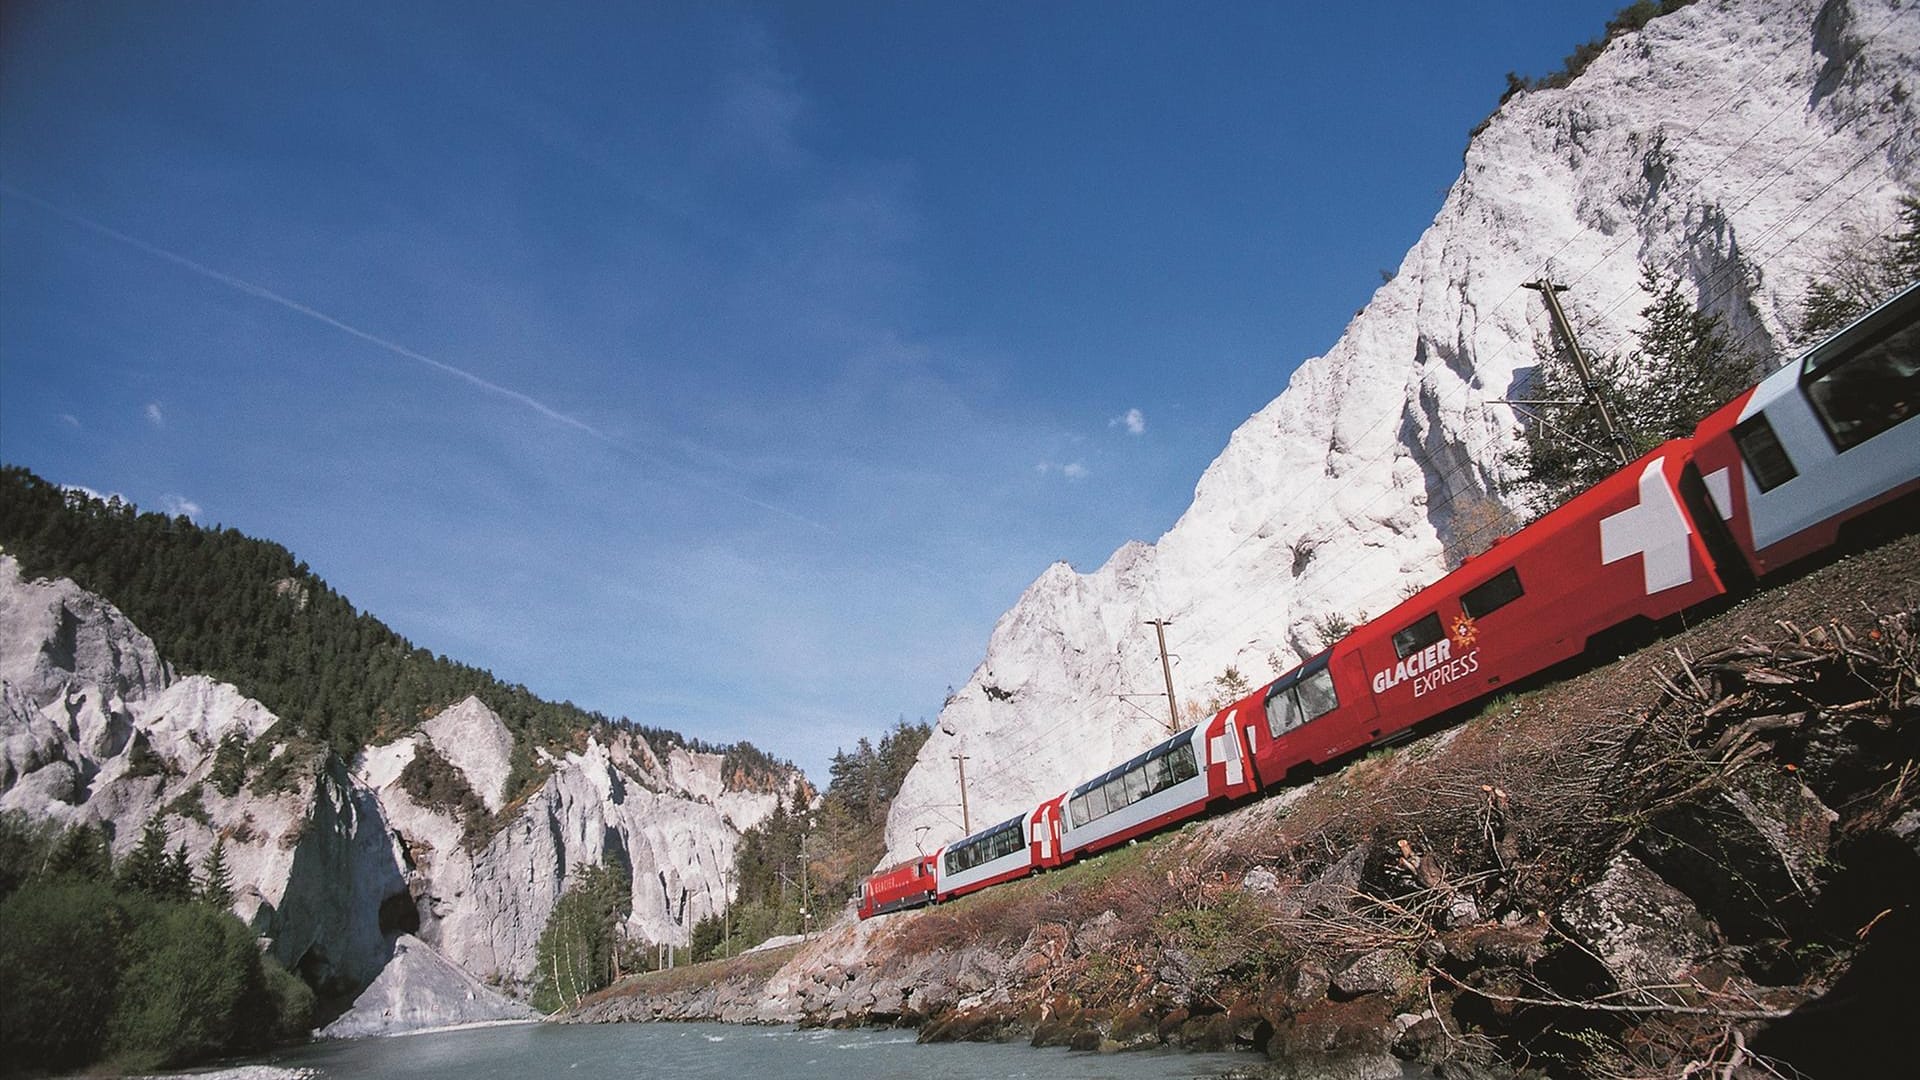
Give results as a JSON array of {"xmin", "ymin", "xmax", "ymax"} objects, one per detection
[
  {"xmin": 0, "ymin": 553, "xmax": 797, "ymax": 1025},
  {"xmin": 885, "ymin": 0, "xmax": 1920, "ymax": 864}
]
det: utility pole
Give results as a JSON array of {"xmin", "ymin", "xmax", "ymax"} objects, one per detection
[
  {"xmin": 1144, "ymin": 618, "xmax": 1180, "ymax": 733},
  {"xmin": 721, "ymin": 865, "xmax": 734, "ymax": 958},
  {"xmin": 951, "ymin": 753, "xmax": 972, "ymax": 834},
  {"xmin": 1524, "ymin": 279, "xmax": 1633, "ymax": 466},
  {"xmin": 799, "ymin": 837, "xmax": 813, "ymax": 938}
]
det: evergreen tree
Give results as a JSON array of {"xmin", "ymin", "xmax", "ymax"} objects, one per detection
[
  {"xmin": 41, "ymin": 821, "xmax": 113, "ymax": 885},
  {"xmin": 198, "ymin": 839, "xmax": 234, "ymax": 910},
  {"xmin": 530, "ymin": 861, "xmax": 633, "ymax": 1013},
  {"xmin": 1506, "ymin": 266, "xmax": 1756, "ymax": 512},
  {"xmin": 118, "ymin": 819, "xmax": 171, "ymax": 898},
  {"xmin": 1800, "ymin": 193, "xmax": 1920, "ymax": 339},
  {"xmin": 160, "ymin": 843, "xmax": 195, "ymax": 903}
]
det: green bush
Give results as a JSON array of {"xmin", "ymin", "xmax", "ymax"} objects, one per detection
[
  {"xmin": 0, "ymin": 823, "xmax": 317, "ymax": 1077},
  {"xmin": 108, "ymin": 897, "xmax": 271, "ymax": 1069},
  {"xmin": 0, "ymin": 880, "xmax": 131, "ymax": 1074}
]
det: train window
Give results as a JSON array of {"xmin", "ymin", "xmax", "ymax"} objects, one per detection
[
  {"xmin": 1461, "ymin": 568, "xmax": 1524, "ymax": 618},
  {"xmin": 1078, "ymin": 787, "xmax": 1104, "ymax": 822},
  {"xmin": 1267, "ymin": 686, "xmax": 1305, "ymax": 737},
  {"xmin": 1392, "ymin": 613, "xmax": 1444, "ymax": 659},
  {"xmin": 1168, "ymin": 743, "xmax": 1199, "ymax": 783},
  {"xmin": 1103, "ymin": 776, "xmax": 1128, "ymax": 813},
  {"xmin": 1733, "ymin": 414, "xmax": 1798, "ymax": 491},
  {"xmin": 1802, "ymin": 315, "xmax": 1920, "ymax": 450},
  {"xmin": 1146, "ymin": 754, "xmax": 1173, "ymax": 794},
  {"xmin": 1295, "ymin": 667, "xmax": 1340, "ymax": 721},
  {"xmin": 947, "ymin": 818, "xmax": 1021, "ymax": 874},
  {"xmin": 1123, "ymin": 765, "xmax": 1149, "ymax": 805}
]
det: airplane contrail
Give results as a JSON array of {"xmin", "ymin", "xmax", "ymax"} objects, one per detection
[
  {"xmin": 1, "ymin": 181, "xmax": 609, "ymax": 440},
  {"xmin": 1, "ymin": 183, "xmax": 833, "ymax": 533}
]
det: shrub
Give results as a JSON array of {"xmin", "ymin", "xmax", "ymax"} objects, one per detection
[
  {"xmin": 0, "ymin": 880, "xmax": 131, "ymax": 1074},
  {"xmin": 106, "ymin": 895, "xmax": 285, "ymax": 1069}
]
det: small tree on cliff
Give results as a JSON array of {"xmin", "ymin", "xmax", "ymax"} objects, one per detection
[
  {"xmin": 1506, "ymin": 266, "xmax": 1755, "ymax": 513},
  {"xmin": 197, "ymin": 839, "xmax": 234, "ymax": 910},
  {"xmin": 1799, "ymin": 192, "xmax": 1920, "ymax": 339}
]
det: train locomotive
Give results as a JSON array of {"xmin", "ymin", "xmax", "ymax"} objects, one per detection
[{"xmin": 859, "ymin": 281, "xmax": 1919, "ymax": 921}]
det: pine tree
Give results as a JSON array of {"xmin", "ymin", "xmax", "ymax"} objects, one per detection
[
  {"xmin": 118, "ymin": 819, "xmax": 171, "ymax": 897},
  {"xmin": 1506, "ymin": 266, "xmax": 1755, "ymax": 512},
  {"xmin": 44, "ymin": 822, "xmax": 113, "ymax": 883},
  {"xmin": 161, "ymin": 843, "xmax": 195, "ymax": 902},
  {"xmin": 1800, "ymin": 193, "xmax": 1920, "ymax": 339},
  {"xmin": 198, "ymin": 839, "xmax": 235, "ymax": 910}
]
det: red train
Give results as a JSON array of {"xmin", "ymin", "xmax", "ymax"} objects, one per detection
[{"xmin": 859, "ymin": 281, "xmax": 1920, "ymax": 921}]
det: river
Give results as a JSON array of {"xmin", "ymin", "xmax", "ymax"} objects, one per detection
[{"xmin": 236, "ymin": 1021, "xmax": 1258, "ymax": 1080}]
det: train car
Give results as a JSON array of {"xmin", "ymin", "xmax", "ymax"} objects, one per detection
[
  {"xmin": 934, "ymin": 811, "xmax": 1038, "ymax": 902},
  {"xmin": 857, "ymin": 853, "xmax": 937, "ymax": 920},
  {"xmin": 1029, "ymin": 793, "xmax": 1068, "ymax": 870},
  {"xmin": 1686, "ymin": 280, "xmax": 1920, "ymax": 578},
  {"xmin": 1240, "ymin": 440, "xmax": 1737, "ymax": 788},
  {"xmin": 1057, "ymin": 702, "xmax": 1259, "ymax": 862}
]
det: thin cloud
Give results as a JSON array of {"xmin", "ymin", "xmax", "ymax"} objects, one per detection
[
  {"xmin": 59, "ymin": 413, "xmax": 81, "ymax": 428},
  {"xmin": 160, "ymin": 494, "xmax": 202, "ymax": 520},
  {"xmin": 1036, "ymin": 461, "xmax": 1089, "ymax": 481},
  {"xmin": 1, "ymin": 183, "xmax": 608, "ymax": 442},
  {"xmin": 144, "ymin": 403, "xmax": 165, "ymax": 427},
  {"xmin": 1110, "ymin": 407, "xmax": 1146, "ymax": 435}
]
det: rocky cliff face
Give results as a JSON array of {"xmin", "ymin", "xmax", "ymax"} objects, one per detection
[
  {"xmin": 0, "ymin": 554, "xmax": 792, "ymax": 1023},
  {"xmin": 886, "ymin": 0, "xmax": 1920, "ymax": 865}
]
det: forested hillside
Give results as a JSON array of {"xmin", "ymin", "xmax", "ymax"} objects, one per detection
[
  {"xmin": 0, "ymin": 465, "xmax": 768, "ymax": 801},
  {"xmin": 689, "ymin": 717, "xmax": 931, "ymax": 958}
]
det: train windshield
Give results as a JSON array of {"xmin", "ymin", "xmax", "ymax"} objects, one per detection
[{"xmin": 1800, "ymin": 282, "xmax": 1920, "ymax": 451}]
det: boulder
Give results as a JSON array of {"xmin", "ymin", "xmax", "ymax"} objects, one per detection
[
  {"xmin": 1633, "ymin": 768, "xmax": 1837, "ymax": 940},
  {"xmin": 1558, "ymin": 851, "xmax": 1718, "ymax": 989}
]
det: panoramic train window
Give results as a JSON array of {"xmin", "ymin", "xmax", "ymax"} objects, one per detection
[
  {"xmin": 1147, "ymin": 754, "xmax": 1173, "ymax": 794},
  {"xmin": 1461, "ymin": 568, "xmax": 1524, "ymax": 618},
  {"xmin": 1801, "ymin": 312, "xmax": 1920, "ymax": 451},
  {"xmin": 946, "ymin": 816, "xmax": 1024, "ymax": 874},
  {"xmin": 1295, "ymin": 668, "xmax": 1339, "ymax": 720},
  {"xmin": 1733, "ymin": 414, "xmax": 1798, "ymax": 492},
  {"xmin": 1066, "ymin": 733, "xmax": 1202, "ymax": 830},
  {"xmin": 1266, "ymin": 661, "xmax": 1340, "ymax": 737},
  {"xmin": 1168, "ymin": 742, "xmax": 1199, "ymax": 784},
  {"xmin": 1392, "ymin": 613, "xmax": 1444, "ymax": 658}
]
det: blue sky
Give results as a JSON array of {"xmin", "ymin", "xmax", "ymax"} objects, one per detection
[{"xmin": 1, "ymin": 1, "xmax": 1626, "ymax": 780}]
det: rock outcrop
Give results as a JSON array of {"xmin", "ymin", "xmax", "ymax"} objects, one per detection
[
  {"xmin": 319, "ymin": 934, "xmax": 535, "ymax": 1039},
  {"xmin": 0, "ymin": 553, "xmax": 795, "ymax": 1027}
]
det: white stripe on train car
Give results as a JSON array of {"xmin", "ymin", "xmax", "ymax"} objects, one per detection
[{"xmin": 1703, "ymin": 467, "xmax": 1733, "ymax": 520}]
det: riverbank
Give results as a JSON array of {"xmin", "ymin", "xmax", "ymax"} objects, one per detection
[{"xmin": 565, "ymin": 534, "xmax": 1920, "ymax": 1079}]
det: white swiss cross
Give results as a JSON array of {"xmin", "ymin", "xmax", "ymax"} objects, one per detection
[{"xmin": 1600, "ymin": 457, "xmax": 1696, "ymax": 595}]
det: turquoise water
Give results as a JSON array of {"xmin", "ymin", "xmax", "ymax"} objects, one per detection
[{"xmin": 250, "ymin": 1022, "xmax": 1255, "ymax": 1079}]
